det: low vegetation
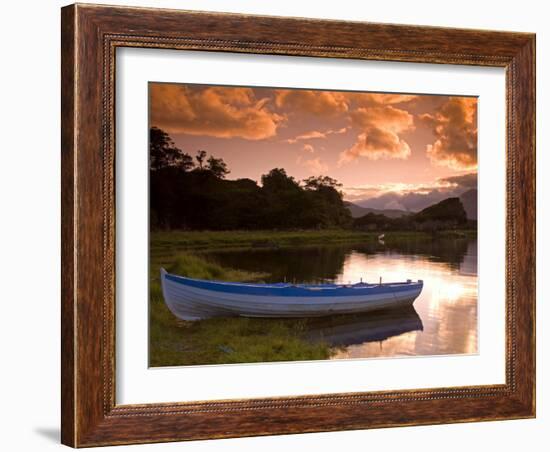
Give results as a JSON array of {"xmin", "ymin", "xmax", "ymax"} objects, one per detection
[{"xmin": 153, "ymin": 229, "xmax": 383, "ymax": 253}]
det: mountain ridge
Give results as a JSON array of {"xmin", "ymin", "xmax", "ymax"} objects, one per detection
[
  {"xmin": 344, "ymin": 201, "xmax": 412, "ymax": 219},
  {"xmin": 460, "ymin": 189, "xmax": 478, "ymax": 220}
]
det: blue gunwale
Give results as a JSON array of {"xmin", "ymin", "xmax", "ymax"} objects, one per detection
[{"xmin": 164, "ymin": 272, "xmax": 423, "ymax": 298}]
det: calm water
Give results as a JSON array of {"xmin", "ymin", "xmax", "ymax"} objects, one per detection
[{"xmin": 205, "ymin": 238, "xmax": 478, "ymax": 359}]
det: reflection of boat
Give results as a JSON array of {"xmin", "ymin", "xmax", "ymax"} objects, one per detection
[
  {"xmin": 160, "ymin": 268, "xmax": 423, "ymax": 320},
  {"xmin": 305, "ymin": 306, "xmax": 423, "ymax": 347}
]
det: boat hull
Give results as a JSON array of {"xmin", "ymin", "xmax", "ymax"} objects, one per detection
[{"xmin": 160, "ymin": 269, "xmax": 423, "ymax": 321}]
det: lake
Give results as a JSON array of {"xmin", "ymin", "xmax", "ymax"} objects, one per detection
[{"xmin": 204, "ymin": 238, "xmax": 478, "ymax": 359}]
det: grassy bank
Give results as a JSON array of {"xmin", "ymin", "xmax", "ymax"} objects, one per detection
[
  {"xmin": 149, "ymin": 253, "xmax": 333, "ymax": 366},
  {"xmin": 151, "ymin": 228, "xmax": 475, "ymax": 253},
  {"xmin": 152, "ymin": 229, "xmax": 380, "ymax": 252}
]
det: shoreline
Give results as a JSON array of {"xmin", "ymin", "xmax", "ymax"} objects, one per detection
[{"xmin": 151, "ymin": 228, "xmax": 477, "ymax": 252}]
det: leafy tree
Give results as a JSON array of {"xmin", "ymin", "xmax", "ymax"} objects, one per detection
[
  {"xmin": 150, "ymin": 130, "xmax": 353, "ymax": 231},
  {"xmin": 149, "ymin": 127, "xmax": 194, "ymax": 171},
  {"xmin": 195, "ymin": 150, "xmax": 207, "ymax": 169},
  {"xmin": 261, "ymin": 168, "xmax": 300, "ymax": 193},
  {"xmin": 206, "ymin": 155, "xmax": 230, "ymax": 179},
  {"xmin": 301, "ymin": 175, "xmax": 351, "ymax": 228},
  {"xmin": 303, "ymin": 175, "xmax": 342, "ymax": 190}
]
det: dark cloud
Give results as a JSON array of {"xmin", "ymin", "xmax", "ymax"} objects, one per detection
[{"xmin": 440, "ymin": 172, "xmax": 478, "ymax": 189}]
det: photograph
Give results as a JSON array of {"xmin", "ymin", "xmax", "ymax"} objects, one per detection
[
  {"xmin": 51, "ymin": 1, "xmax": 536, "ymax": 447},
  {"xmin": 148, "ymin": 82, "xmax": 479, "ymax": 367}
]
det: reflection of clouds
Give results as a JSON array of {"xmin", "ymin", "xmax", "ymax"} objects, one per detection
[{"xmin": 332, "ymin": 247, "xmax": 478, "ymax": 359}]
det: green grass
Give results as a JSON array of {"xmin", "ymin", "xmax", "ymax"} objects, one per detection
[
  {"xmin": 151, "ymin": 228, "xmax": 471, "ymax": 254},
  {"xmin": 434, "ymin": 229, "xmax": 477, "ymax": 239},
  {"xmin": 149, "ymin": 252, "xmax": 332, "ymax": 367},
  {"xmin": 164, "ymin": 253, "xmax": 267, "ymax": 282},
  {"xmin": 150, "ymin": 314, "xmax": 331, "ymax": 367},
  {"xmin": 151, "ymin": 229, "xmax": 379, "ymax": 252}
]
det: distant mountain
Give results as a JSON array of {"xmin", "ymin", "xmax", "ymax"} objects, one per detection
[
  {"xmin": 353, "ymin": 196, "xmax": 472, "ymax": 231},
  {"xmin": 344, "ymin": 202, "xmax": 411, "ymax": 219},
  {"xmin": 460, "ymin": 189, "xmax": 478, "ymax": 220},
  {"xmin": 412, "ymin": 197, "xmax": 467, "ymax": 224}
]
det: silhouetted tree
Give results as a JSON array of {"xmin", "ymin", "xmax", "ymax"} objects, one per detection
[
  {"xmin": 206, "ymin": 155, "xmax": 230, "ymax": 179},
  {"xmin": 261, "ymin": 168, "xmax": 300, "ymax": 193},
  {"xmin": 195, "ymin": 150, "xmax": 207, "ymax": 169},
  {"xmin": 149, "ymin": 127, "xmax": 194, "ymax": 171},
  {"xmin": 303, "ymin": 175, "xmax": 342, "ymax": 190},
  {"xmin": 149, "ymin": 130, "xmax": 356, "ymax": 230}
]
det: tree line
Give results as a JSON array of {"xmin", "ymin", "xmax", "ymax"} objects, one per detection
[{"xmin": 149, "ymin": 127, "xmax": 352, "ymax": 230}]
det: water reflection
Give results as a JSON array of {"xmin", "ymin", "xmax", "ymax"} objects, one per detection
[
  {"xmin": 206, "ymin": 238, "xmax": 478, "ymax": 358},
  {"xmin": 304, "ymin": 306, "xmax": 423, "ymax": 347}
]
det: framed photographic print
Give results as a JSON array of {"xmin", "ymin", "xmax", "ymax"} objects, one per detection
[{"xmin": 61, "ymin": 3, "xmax": 535, "ymax": 447}]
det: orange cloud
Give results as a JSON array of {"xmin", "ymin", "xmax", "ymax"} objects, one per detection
[
  {"xmin": 274, "ymin": 90, "xmax": 416, "ymax": 118},
  {"xmin": 351, "ymin": 106, "xmax": 414, "ymax": 133},
  {"xmin": 285, "ymin": 130, "xmax": 326, "ymax": 143},
  {"xmin": 350, "ymin": 93, "xmax": 418, "ymax": 106},
  {"xmin": 339, "ymin": 105, "xmax": 414, "ymax": 164},
  {"xmin": 275, "ymin": 89, "xmax": 348, "ymax": 116},
  {"xmin": 420, "ymin": 97, "xmax": 478, "ymax": 170},
  {"xmin": 340, "ymin": 130, "xmax": 411, "ymax": 164},
  {"xmin": 302, "ymin": 144, "xmax": 315, "ymax": 153},
  {"xmin": 296, "ymin": 155, "xmax": 329, "ymax": 174},
  {"xmin": 150, "ymin": 84, "xmax": 284, "ymax": 140},
  {"xmin": 285, "ymin": 127, "xmax": 348, "ymax": 143}
]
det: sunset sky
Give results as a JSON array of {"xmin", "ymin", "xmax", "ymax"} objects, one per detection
[{"xmin": 150, "ymin": 82, "xmax": 478, "ymax": 211}]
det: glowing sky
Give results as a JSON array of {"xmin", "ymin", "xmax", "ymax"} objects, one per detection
[{"xmin": 150, "ymin": 82, "xmax": 478, "ymax": 211}]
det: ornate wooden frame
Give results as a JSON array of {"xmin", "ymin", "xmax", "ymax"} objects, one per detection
[{"xmin": 61, "ymin": 3, "xmax": 535, "ymax": 447}]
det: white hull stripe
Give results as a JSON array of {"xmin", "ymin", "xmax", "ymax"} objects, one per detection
[{"xmin": 161, "ymin": 269, "xmax": 423, "ymax": 320}]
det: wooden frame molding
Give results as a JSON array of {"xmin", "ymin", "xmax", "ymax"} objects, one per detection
[{"xmin": 61, "ymin": 3, "xmax": 535, "ymax": 447}]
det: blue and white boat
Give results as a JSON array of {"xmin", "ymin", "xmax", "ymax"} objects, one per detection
[{"xmin": 160, "ymin": 268, "xmax": 423, "ymax": 321}]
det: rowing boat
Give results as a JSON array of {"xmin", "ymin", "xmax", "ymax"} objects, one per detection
[{"xmin": 160, "ymin": 268, "xmax": 423, "ymax": 321}]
